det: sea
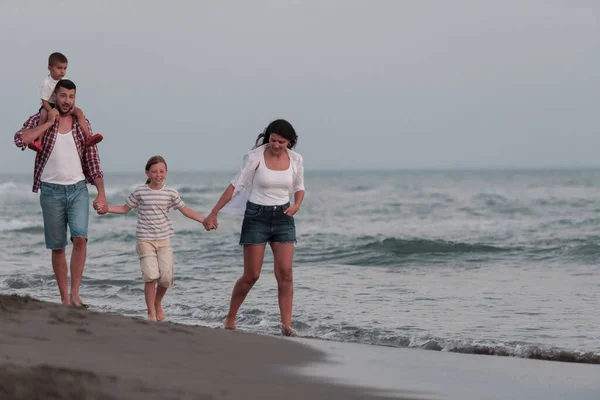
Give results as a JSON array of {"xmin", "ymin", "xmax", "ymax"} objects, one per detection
[{"xmin": 1, "ymin": 169, "xmax": 599, "ymax": 364}]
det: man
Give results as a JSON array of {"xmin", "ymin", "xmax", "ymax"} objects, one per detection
[{"xmin": 13, "ymin": 79, "xmax": 108, "ymax": 307}]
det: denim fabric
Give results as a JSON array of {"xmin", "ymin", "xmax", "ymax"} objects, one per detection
[
  {"xmin": 39, "ymin": 180, "xmax": 89, "ymax": 249},
  {"xmin": 239, "ymin": 201, "xmax": 296, "ymax": 245}
]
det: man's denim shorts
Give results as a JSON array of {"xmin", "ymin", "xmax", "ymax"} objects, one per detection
[
  {"xmin": 39, "ymin": 180, "xmax": 89, "ymax": 250},
  {"xmin": 239, "ymin": 201, "xmax": 296, "ymax": 245}
]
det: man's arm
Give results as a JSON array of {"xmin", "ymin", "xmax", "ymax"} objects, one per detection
[
  {"xmin": 81, "ymin": 119, "xmax": 104, "ymax": 183},
  {"xmin": 14, "ymin": 113, "xmax": 52, "ymax": 149},
  {"xmin": 80, "ymin": 119, "xmax": 107, "ymax": 213},
  {"xmin": 92, "ymin": 177, "xmax": 107, "ymax": 214}
]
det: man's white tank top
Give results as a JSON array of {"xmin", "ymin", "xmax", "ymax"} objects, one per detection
[
  {"xmin": 40, "ymin": 131, "xmax": 85, "ymax": 185},
  {"xmin": 248, "ymin": 154, "xmax": 294, "ymax": 206}
]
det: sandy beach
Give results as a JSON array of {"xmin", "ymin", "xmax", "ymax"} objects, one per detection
[
  {"xmin": 2, "ymin": 294, "xmax": 599, "ymax": 400},
  {"xmin": 0, "ymin": 294, "xmax": 416, "ymax": 400}
]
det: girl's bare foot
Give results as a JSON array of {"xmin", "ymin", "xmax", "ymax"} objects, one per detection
[
  {"xmin": 224, "ymin": 317, "xmax": 236, "ymax": 330},
  {"xmin": 155, "ymin": 303, "xmax": 165, "ymax": 321}
]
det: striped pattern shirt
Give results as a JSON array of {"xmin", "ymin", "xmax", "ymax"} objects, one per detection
[
  {"xmin": 126, "ymin": 185, "xmax": 185, "ymax": 240},
  {"xmin": 13, "ymin": 113, "xmax": 103, "ymax": 192}
]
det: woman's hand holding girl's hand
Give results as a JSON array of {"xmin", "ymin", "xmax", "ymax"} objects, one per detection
[{"xmin": 202, "ymin": 213, "xmax": 219, "ymax": 231}]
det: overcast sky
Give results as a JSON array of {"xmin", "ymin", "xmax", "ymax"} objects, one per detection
[{"xmin": 1, "ymin": 0, "xmax": 598, "ymax": 172}]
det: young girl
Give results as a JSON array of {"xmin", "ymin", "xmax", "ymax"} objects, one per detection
[{"xmin": 105, "ymin": 155, "xmax": 205, "ymax": 321}]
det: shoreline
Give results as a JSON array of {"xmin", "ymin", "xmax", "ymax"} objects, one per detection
[
  {"xmin": 0, "ymin": 294, "xmax": 418, "ymax": 400},
  {"xmin": 1, "ymin": 294, "xmax": 599, "ymax": 399}
]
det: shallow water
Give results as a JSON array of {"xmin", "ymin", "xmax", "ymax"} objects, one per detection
[{"xmin": 1, "ymin": 169, "xmax": 599, "ymax": 363}]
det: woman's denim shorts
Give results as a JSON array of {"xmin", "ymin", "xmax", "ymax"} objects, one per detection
[{"xmin": 239, "ymin": 201, "xmax": 296, "ymax": 245}]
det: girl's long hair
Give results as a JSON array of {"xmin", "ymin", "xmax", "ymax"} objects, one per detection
[{"xmin": 145, "ymin": 155, "xmax": 167, "ymax": 184}]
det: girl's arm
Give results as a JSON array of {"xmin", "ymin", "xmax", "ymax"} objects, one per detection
[
  {"xmin": 107, "ymin": 204, "xmax": 132, "ymax": 214},
  {"xmin": 179, "ymin": 205, "xmax": 205, "ymax": 223}
]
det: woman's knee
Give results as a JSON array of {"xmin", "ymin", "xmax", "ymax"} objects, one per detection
[
  {"xmin": 242, "ymin": 272, "xmax": 261, "ymax": 285},
  {"xmin": 275, "ymin": 265, "xmax": 293, "ymax": 283}
]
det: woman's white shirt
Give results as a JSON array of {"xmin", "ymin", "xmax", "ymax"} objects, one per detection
[{"xmin": 221, "ymin": 144, "xmax": 305, "ymax": 214}]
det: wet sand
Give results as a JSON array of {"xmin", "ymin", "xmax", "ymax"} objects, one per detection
[{"xmin": 0, "ymin": 294, "xmax": 417, "ymax": 399}]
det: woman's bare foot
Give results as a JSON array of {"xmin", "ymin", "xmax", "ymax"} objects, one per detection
[
  {"xmin": 280, "ymin": 323, "xmax": 297, "ymax": 337},
  {"xmin": 224, "ymin": 317, "xmax": 236, "ymax": 330},
  {"xmin": 155, "ymin": 303, "xmax": 165, "ymax": 322}
]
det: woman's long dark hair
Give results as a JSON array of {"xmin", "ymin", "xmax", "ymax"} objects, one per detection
[
  {"xmin": 145, "ymin": 155, "xmax": 167, "ymax": 184},
  {"xmin": 254, "ymin": 119, "xmax": 298, "ymax": 149}
]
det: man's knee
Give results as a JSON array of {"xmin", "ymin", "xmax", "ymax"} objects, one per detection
[
  {"xmin": 71, "ymin": 236, "xmax": 87, "ymax": 248},
  {"xmin": 51, "ymin": 248, "xmax": 66, "ymax": 256}
]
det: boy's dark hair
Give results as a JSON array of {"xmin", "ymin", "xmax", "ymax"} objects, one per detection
[
  {"xmin": 54, "ymin": 79, "xmax": 76, "ymax": 94},
  {"xmin": 48, "ymin": 52, "xmax": 68, "ymax": 66}
]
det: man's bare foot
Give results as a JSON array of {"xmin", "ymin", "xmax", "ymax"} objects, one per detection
[
  {"xmin": 224, "ymin": 317, "xmax": 236, "ymax": 330},
  {"xmin": 148, "ymin": 313, "xmax": 157, "ymax": 322},
  {"xmin": 61, "ymin": 297, "xmax": 70, "ymax": 306},
  {"xmin": 155, "ymin": 304, "xmax": 165, "ymax": 322},
  {"xmin": 69, "ymin": 294, "xmax": 88, "ymax": 308}
]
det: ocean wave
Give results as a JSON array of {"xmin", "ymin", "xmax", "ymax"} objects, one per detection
[
  {"xmin": 1, "ymin": 275, "xmax": 54, "ymax": 290},
  {"xmin": 0, "ymin": 219, "xmax": 44, "ymax": 234},
  {"xmin": 295, "ymin": 236, "xmax": 507, "ymax": 267},
  {"xmin": 0, "ymin": 181, "xmax": 38, "ymax": 204},
  {"xmin": 261, "ymin": 321, "xmax": 600, "ymax": 364},
  {"xmin": 360, "ymin": 237, "xmax": 505, "ymax": 255},
  {"xmin": 350, "ymin": 333, "xmax": 600, "ymax": 364},
  {"xmin": 162, "ymin": 310, "xmax": 600, "ymax": 364},
  {"xmin": 176, "ymin": 186, "xmax": 213, "ymax": 195}
]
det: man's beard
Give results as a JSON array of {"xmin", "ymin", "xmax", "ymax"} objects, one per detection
[{"xmin": 57, "ymin": 103, "xmax": 73, "ymax": 115}]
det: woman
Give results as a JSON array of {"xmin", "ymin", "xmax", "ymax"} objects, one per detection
[{"xmin": 203, "ymin": 119, "xmax": 305, "ymax": 336}]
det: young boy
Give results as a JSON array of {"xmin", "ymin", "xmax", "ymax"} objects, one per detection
[{"xmin": 28, "ymin": 52, "xmax": 103, "ymax": 152}]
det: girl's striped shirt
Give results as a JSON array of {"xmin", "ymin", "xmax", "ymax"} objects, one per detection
[{"xmin": 126, "ymin": 185, "xmax": 185, "ymax": 240}]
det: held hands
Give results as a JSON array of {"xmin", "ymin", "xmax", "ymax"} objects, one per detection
[
  {"xmin": 202, "ymin": 212, "xmax": 218, "ymax": 231},
  {"xmin": 284, "ymin": 204, "xmax": 300, "ymax": 217},
  {"xmin": 93, "ymin": 195, "xmax": 108, "ymax": 215}
]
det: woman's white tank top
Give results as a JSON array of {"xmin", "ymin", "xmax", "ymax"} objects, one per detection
[{"xmin": 248, "ymin": 154, "xmax": 294, "ymax": 206}]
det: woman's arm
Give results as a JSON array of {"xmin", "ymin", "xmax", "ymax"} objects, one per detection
[
  {"xmin": 284, "ymin": 190, "xmax": 304, "ymax": 216},
  {"xmin": 179, "ymin": 206, "xmax": 205, "ymax": 223},
  {"xmin": 203, "ymin": 184, "xmax": 235, "ymax": 230},
  {"xmin": 210, "ymin": 184, "xmax": 235, "ymax": 216}
]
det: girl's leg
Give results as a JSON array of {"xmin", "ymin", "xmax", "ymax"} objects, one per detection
[
  {"xmin": 155, "ymin": 285, "xmax": 168, "ymax": 322},
  {"xmin": 270, "ymin": 242, "xmax": 295, "ymax": 333},
  {"xmin": 154, "ymin": 240, "xmax": 173, "ymax": 322},
  {"xmin": 144, "ymin": 280, "xmax": 158, "ymax": 321},
  {"xmin": 224, "ymin": 244, "xmax": 266, "ymax": 329}
]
